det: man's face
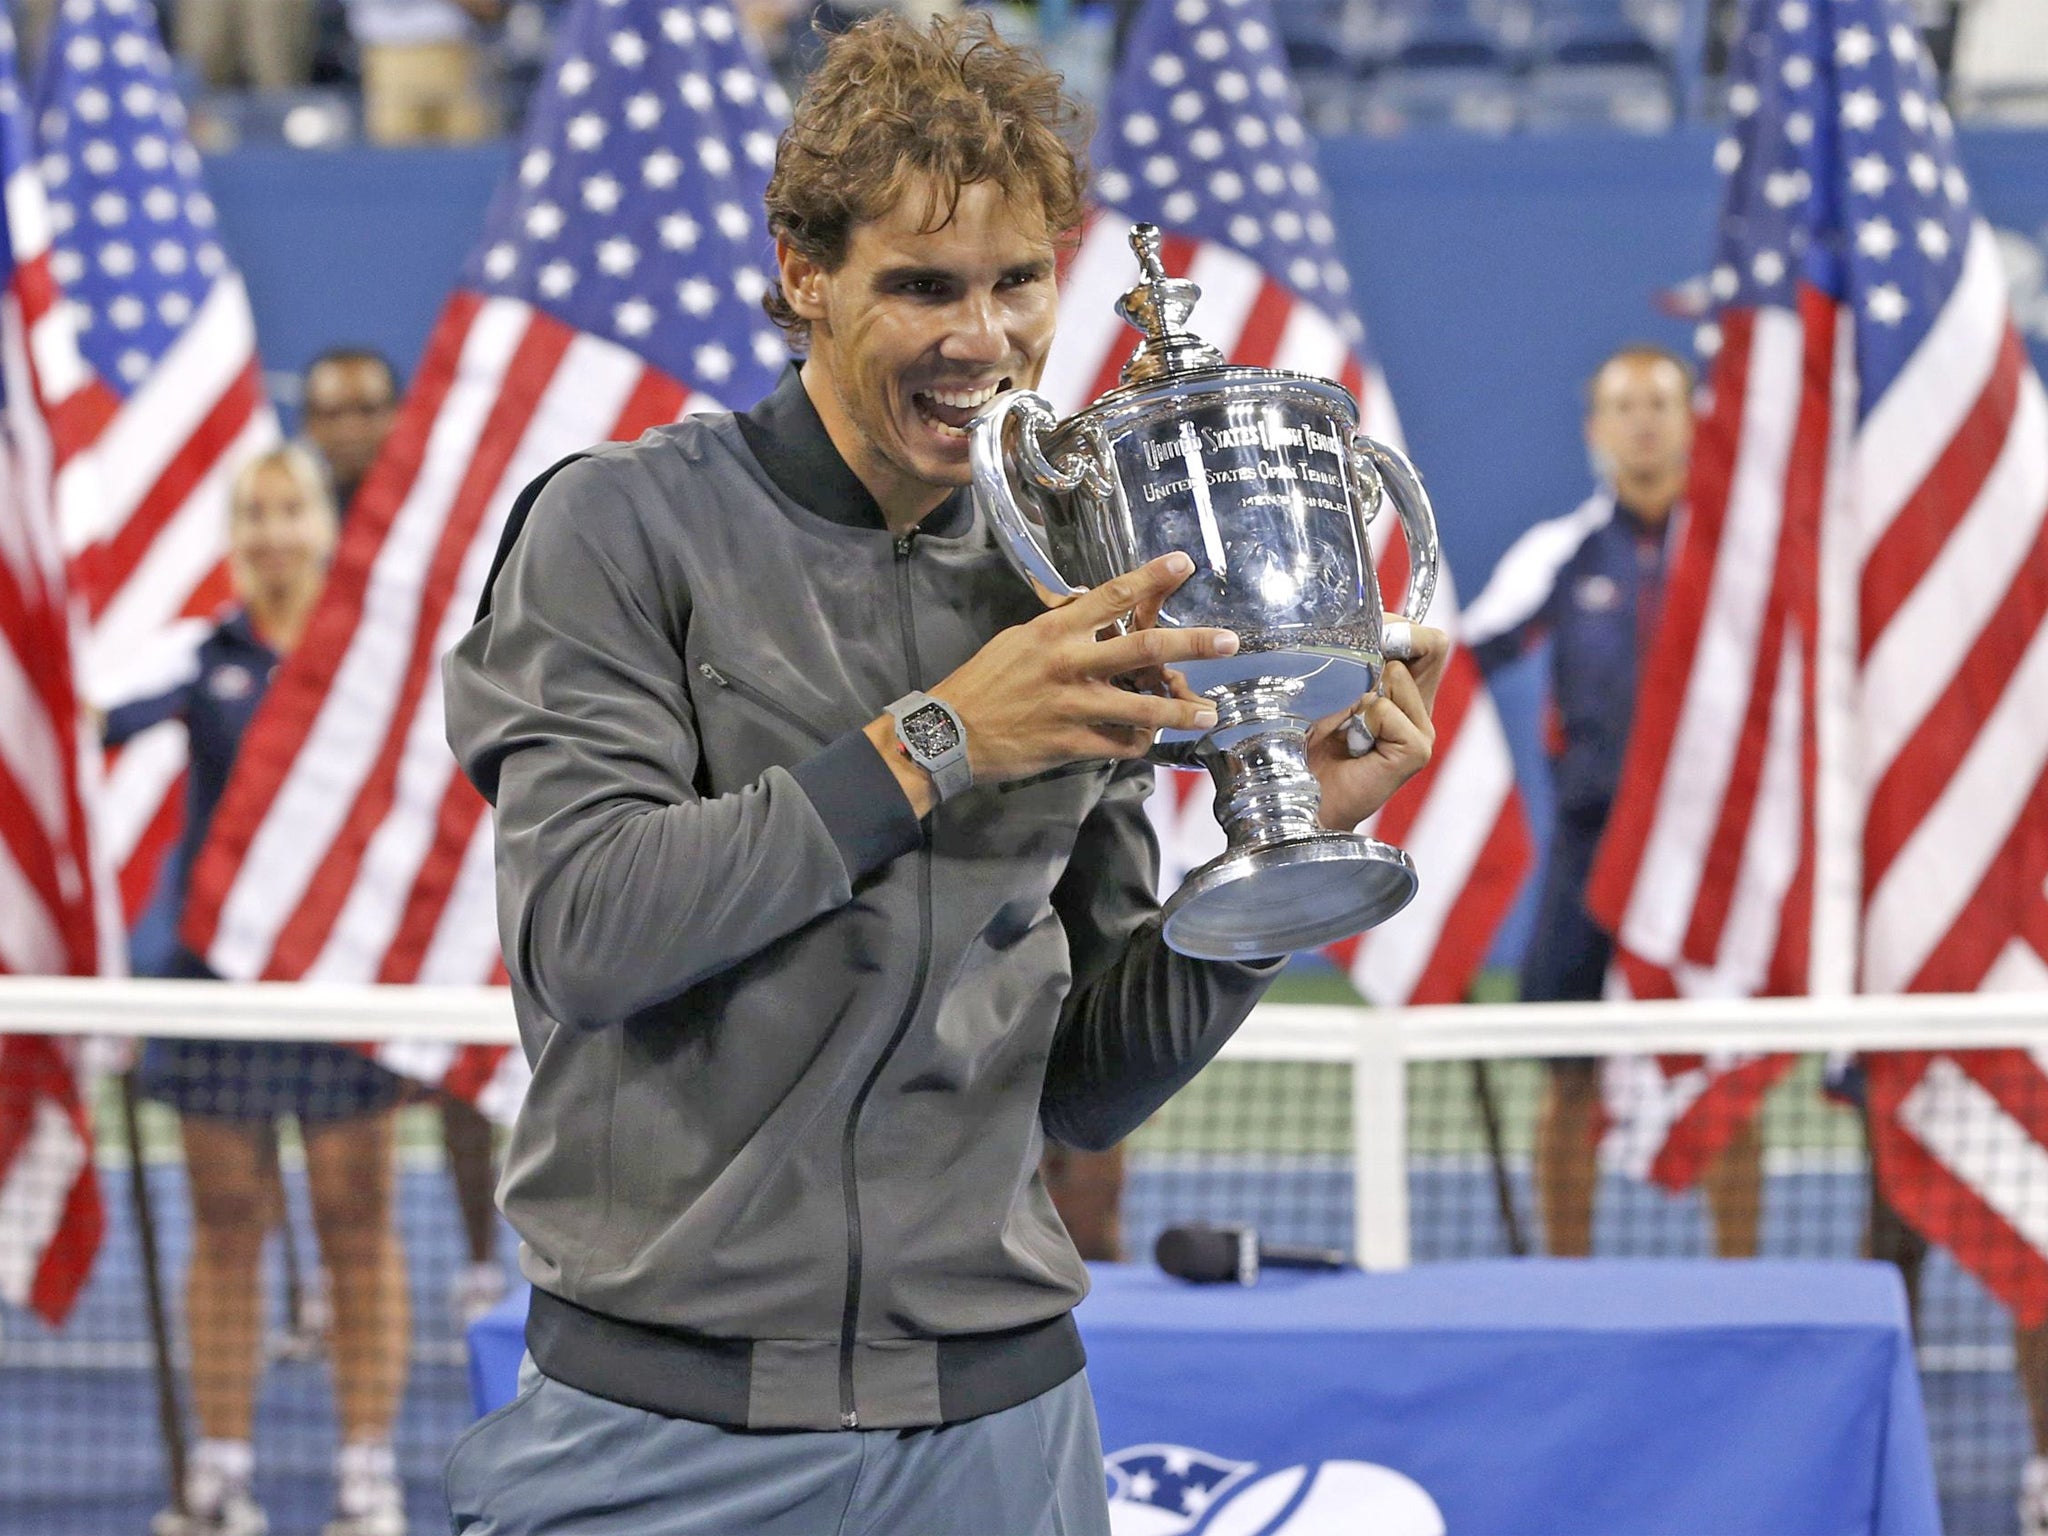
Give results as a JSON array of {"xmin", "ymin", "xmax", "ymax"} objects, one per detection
[
  {"xmin": 1585, "ymin": 355, "xmax": 1693, "ymax": 488},
  {"xmin": 302, "ymin": 357, "xmax": 398, "ymax": 493},
  {"xmin": 780, "ymin": 177, "xmax": 1060, "ymax": 520}
]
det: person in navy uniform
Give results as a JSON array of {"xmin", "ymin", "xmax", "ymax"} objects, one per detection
[
  {"xmin": 107, "ymin": 445, "xmax": 411, "ymax": 1536},
  {"xmin": 1462, "ymin": 344, "xmax": 1762, "ymax": 1260}
]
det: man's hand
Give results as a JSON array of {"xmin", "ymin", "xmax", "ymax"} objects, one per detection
[
  {"xmin": 866, "ymin": 553, "xmax": 1235, "ymax": 814},
  {"xmin": 1305, "ymin": 623, "xmax": 1450, "ymax": 832}
]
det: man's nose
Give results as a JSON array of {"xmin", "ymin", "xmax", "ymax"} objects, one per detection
[{"xmin": 943, "ymin": 295, "xmax": 1007, "ymax": 361}]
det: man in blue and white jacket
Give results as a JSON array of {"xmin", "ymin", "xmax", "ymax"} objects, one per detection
[{"xmin": 1463, "ymin": 344, "xmax": 1760, "ymax": 1260}]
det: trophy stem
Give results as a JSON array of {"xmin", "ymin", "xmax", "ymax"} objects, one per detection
[{"xmin": 1199, "ymin": 679, "xmax": 1325, "ymax": 848}]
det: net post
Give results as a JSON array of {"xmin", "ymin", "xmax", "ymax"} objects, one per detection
[{"xmin": 1352, "ymin": 1007, "xmax": 1410, "ymax": 1270}]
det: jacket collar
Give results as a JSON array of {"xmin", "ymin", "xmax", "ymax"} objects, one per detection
[{"xmin": 737, "ymin": 364, "xmax": 973, "ymax": 538}]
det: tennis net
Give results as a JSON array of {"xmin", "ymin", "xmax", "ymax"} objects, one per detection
[{"xmin": 4, "ymin": 977, "xmax": 2046, "ymax": 1534}]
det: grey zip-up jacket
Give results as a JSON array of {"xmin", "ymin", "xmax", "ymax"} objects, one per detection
[{"xmin": 443, "ymin": 368, "xmax": 1279, "ymax": 1432}]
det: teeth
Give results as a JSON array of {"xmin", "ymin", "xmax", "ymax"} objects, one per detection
[{"xmin": 925, "ymin": 381, "xmax": 1002, "ymax": 410}]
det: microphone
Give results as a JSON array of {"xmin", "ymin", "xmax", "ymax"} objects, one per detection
[{"xmin": 1153, "ymin": 1222, "xmax": 1351, "ymax": 1285}]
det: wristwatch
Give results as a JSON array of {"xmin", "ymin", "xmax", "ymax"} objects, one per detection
[{"xmin": 886, "ymin": 692, "xmax": 972, "ymax": 803}]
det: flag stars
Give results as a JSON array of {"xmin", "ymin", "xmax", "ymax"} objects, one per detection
[
  {"xmin": 1710, "ymin": 263, "xmax": 1739, "ymax": 299},
  {"xmin": 81, "ymin": 139, "xmax": 117, "ymax": 174},
  {"xmin": 1271, "ymin": 209, "xmax": 1303, "ymax": 241},
  {"xmin": 597, "ymin": 236, "xmax": 639, "ymax": 275},
  {"xmin": 122, "ymin": 82, "xmax": 155, "ymax": 116},
  {"xmin": 1764, "ymin": 169, "xmax": 1810, "ymax": 207},
  {"xmin": 75, "ymin": 86, "xmax": 109, "ymax": 122},
  {"xmin": 1215, "ymin": 69, "xmax": 1249, "ymax": 102},
  {"xmin": 142, "ymin": 186, "xmax": 176, "ymax": 220},
  {"xmin": 1857, "ymin": 216, "xmax": 1899, "ymax": 258},
  {"xmin": 679, "ymin": 73, "xmax": 714, "ymax": 111},
  {"xmin": 699, "ymin": 139, "xmax": 733, "ymax": 176},
  {"xmin": 1253, "ymin": 162, "xmax": 1285, "ymax": 194},
  {"xmin": 615, "ymin": 299, "xmax": 655, "ymax": 336},
  {"xmin": 1124, "ymin": 113, "xmax": 1159, "ymax": 146},
  {"xmin": 109, "ymin": 294, "xmax": 144, "ymax": 328},
  {"xmin": 1275, "ymin": 115, "xmax": 1304, "ymax": 146},
  {"xmin": 1842, "ymin": 89, "xmax": 1881, "ymax": 129},
  {"xmin": 1288, "ymin": 256, "xmax": 1319, "ymax": 289},
  {"xmin": 1209, "ymin": 169, "xmax": 1243, "ymax": 200},
  {"xmin": 483, "ymin": 243, "xmax": 517, "ymax": 280},
  {"xmin": 678, "ymin": 277, "xmax": 717, "ymax": 314},
  {"xmin": 1867, "ymin": 284, "xmax": 1909, "ymax": 324},
  {"xmin": 1162, "ymin": 190, "xmax": 1197, "ymax": 222},
  {"xmin": 1917, "ymin": 220, "xmax": 1951, "ymax": 260},
  {"xmin": 41, "ymin": 152, "xmax": 68, "ymax": 186},
  {"xmin": 1907, "ymin": 153, "xmax": 1938, "ymax": 193},
  {"xmin": 1945, "ymin": 166, "xmax": 1969, "ymax": 204},
  {"xmin": 1289, "ymin": 162, "xmax": 1318, "ymax": 194},
  {"xmin": 538, "ymin": 261, "xmax": 577, "ymax": 298},
  {"xmin": 1258, "ymin": 64, "xmax": 1287, "ymax": 95},
  {"xmin": 117, "ymin": 349, "xmax": 148, "ymax": 383},
  {"xmin": 1850, "ymin": 152, "xmax": 1892, "ymax": 195},
  {"xmin": 752, "ymin": 331, "xmax": 784, "ymax": 368},
  {"xmin": 525, "ymin": 201, "xmax": 565, "ymax": 239},
  {"xmin": 1190, "ymin": 127, "xmax": 1224, "ymax": 159},
  {"xmin": 1150, "ymin": 54, "xmax": 1185, "ymax": 86},
  {"xmin": 151, "ymin": 239, "xmax": 185, "ymax": 273},
  {"xmin": 1751, "ymin": 248, "xmax": 1786, "ymax": 285},
  {"xmin": 700, "ymin": 6, "xmax": 735, "ymax": 41},
  {"xmin": 1229, "ymin": 213, "xmax": 1261, "ymax": 245},
  {"xmin": 188, "ymin": 193, "xmax": 216, "ymax": 226},
  {"xmin": 661, "ymin": 6, "xmax": 694, "ymax": 43},
  {"xmin": 558, "ymin": 57, "xmax": 594, "ymax": 95},
  {"xmin": 1235, "ymin": 116, "xmax": 1268, "ymax": 148},
  {"xmin": 159, "ymin": 293, "xmax": 192, "ymax": 326},
  {"xmin": 1236, "ymin": 19, "xmax": 1270, "ymax": 49},
  {"xmin": 1325, "ymin": 262, "xmax": 1350, "ymax": 293},
  {"xmin": 197, "ymin": 244, "xmax": 226, "ymax": 276},
  {"xmin": 1729, "ymin": 81, "xmax": 1760, "ymax": 116},
  {"xmin": 733, "ymin": 266, "xmax": 767, "ymax": 303},
  {"xmin": 694, "ymin": 343, "xmax": 733, "ymax": 381},
  {"xmin": 1784, "ymin": 111, "xmax": 1813, "ymax": 144},
  {"xmin": 625, "ymin": 92, "xmax": 662, "ymax": 129},
  {"xmin": 111, "ymin": 29, "xmax": 148, "ymax": 65},
  {"xmin": 1170, "ymin": 90, "xmax": 1203, "ymax": 123},
  {"xmin": 65, "ymin": 33, "xmax": 101, "ymax": 68},
  {"xmin": 643, "ymin": 149, "xmax": 682, "ymax": 187},
  {"xmin": 720, "ymin": 67, "xmax": 758, "ymax": 103},
  {"xmin": 1144, "ymin": 153, "xmax": 1178, "ymax": 186},
  {"xmin": 1836, "ymin": 24, "xmax": 1876, "ymax": 66},
  {"xmin": 133, "ymin": 135, "xmax": 167, "ymax": 169},
  {"xmin": 1098, "ymin": 169, "xmax": 1132, "ymax": 204},
  {"xmin": 714, "ymin": 202, "xmax": 750, "ymax": 240},
  {"xmin": 51, "ymin": 249, "xmax": 83, "ymax": 284},
  {"xmin": 609, "ymin": 29, "xmax": 648, "ymax": 66},
  {"xmin": 1715, "ymin": 137, "xmax": 1742, "ymax": 172},
  {"xmin": 1889, "ymin": 22, "xmax": 1918, "ymax": 61},
  {"xmin": 744, "ymin": 130, "xmax": 776, "ymax": 167},
  {"xmin": 1780, "ymin": 54, "xmax": 1813, "ymax": 89},
  {"xmin": 1777, "ymin": 0, "xmax": 1808, "ymax": 28},
  {"xmin": 1175, "ymin": 0, "xmax": 1207, "ymax": 21},
  {"xmin": 1308, "ymin": 211, "xmax": 1334, "ymax": 243},
  {"xmin": 661, "ymin": 213, "xmax": 700, "ymax": 250},
  {"xmin": 582, "ymin": 174, "xmax": 622, "ymax": 213},
  {"xmin": 1195, "ymin": 28, "xmax": 1228, "ymax": 59},
  {"xmin": 92, "ymin": 190, "xmax": 126, "ymax": 225},
  {"xmin": 567, "ymin": 113, "xmax": 606, "ymax": 150},
  {"xmin": 1899, "ymin": 91, "xmax": 1929, "ymax": 131}
]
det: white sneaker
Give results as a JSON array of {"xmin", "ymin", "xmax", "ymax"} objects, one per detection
[
  {"xmin": 151, "ymin": 1487, "xmax": 268, "ymax": 1536},
  {"xmin": 2021, "ymin": 1454, "xmax": 2048, "ymax": 1536},
  {"xmin": 450, "ymin": 1259, "xmax": 510, "ymax": 1331},
  {"xmin": 327, "ymin": 1443, "xmax": 406, "ymax": 1536}
]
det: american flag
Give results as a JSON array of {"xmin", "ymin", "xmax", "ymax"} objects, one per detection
[
  {"xmin": 0, "ymin": 12, "xmax": 117, "ymax": 1326},
  {"xmin": 1104, "ymin": 1444, "xmax": 1255, "ymax": 1531},
  {"xmin": 183, "ymin": 0, "xmax": 789, "ymax": 1117},
  {"xmin": 1042, "ymin": 0, "xmax": 1530, "ymax": 1003},
  {"xmin": 34, "ymin": 0, "xmax": 278, "ymax": 925},
  {"xmin": 1588, "ymin": 0, "xmax": 2048, "ymax": 1318}
]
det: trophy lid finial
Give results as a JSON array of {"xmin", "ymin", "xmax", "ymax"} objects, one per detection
[{"xmin": 1114, "ymin": 223, "xmax": 1225, "ymax": 386}]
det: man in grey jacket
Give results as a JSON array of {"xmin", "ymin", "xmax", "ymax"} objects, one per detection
[{"xmin": 442, "ymin": 14, "xmax": 1446, "ymax": 1536}]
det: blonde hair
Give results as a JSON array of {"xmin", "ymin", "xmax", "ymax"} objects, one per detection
[{"xmin": 230, "ymin": 443, "xmax": 336, "ymax": 522}]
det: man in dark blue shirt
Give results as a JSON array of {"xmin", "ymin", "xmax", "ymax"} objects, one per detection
[{"xmin": 1464, "ymin": 344, "xmax": 1762, "ymax": 1259}]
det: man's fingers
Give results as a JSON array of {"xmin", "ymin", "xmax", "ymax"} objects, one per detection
[
  {"xmin": 1380, "ymin": 660, "xmax": 1432, "ymax": 739},
  {"xmin": 1062, "ymin": 552, "xmax": 1198, "ymax": 631},
  {"xmin": 1357, "ymin": 691, "xmax": 1430, "ymax": 765},
  {"xmin": 1090, "ymin": 622, "xmax": 1238, "ymax": 677},
  {"xmin": 1085, "ymin": 681, "xmax": 1219, "ymax": 734}
]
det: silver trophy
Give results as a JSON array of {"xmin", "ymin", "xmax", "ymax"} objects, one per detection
[{"xmin": 970, "ymin": 224, "xmax": 1441, "ymax": 961}]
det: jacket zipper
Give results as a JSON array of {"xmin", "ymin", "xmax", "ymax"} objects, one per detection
[
  {"xmin": 694, "ymin": 660, "xmax": 831, "ymax": 746},
  {"xmin": 836, "ymin": 532, "xmax": 937, "ymax": 1429}
]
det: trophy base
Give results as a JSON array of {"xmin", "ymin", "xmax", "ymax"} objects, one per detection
[{"xmin": 1160, "ymin": 832, "xmax": 1418, "ymax": 961}]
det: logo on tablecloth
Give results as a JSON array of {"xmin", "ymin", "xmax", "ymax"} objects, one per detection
[{"xmin": 1105, "ymin": 1443, "xmax": 1444, "ymax": 1535}]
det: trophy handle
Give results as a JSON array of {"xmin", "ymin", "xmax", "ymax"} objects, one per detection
[
  {"xmin": 1350, "ymin": 434, "xmax": 1440, "ymax": 627},
  {"xmin": 970, "ymin": 390, "xmax": 1098, "ymax": 603}
]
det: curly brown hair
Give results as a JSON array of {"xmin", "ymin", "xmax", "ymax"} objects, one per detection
[{"xmin": 762, "ymin": 12, "xmax": 1091, "ymax": 350}]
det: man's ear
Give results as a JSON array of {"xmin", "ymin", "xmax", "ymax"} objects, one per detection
[{"xmin": 776, "ymin": 239, "xmax": 828, "ymax": 323}]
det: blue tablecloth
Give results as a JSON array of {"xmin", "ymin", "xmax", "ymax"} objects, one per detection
[{"xmin": 469, "ymin": 1258, "xmax": 1939, "ymax": 1536}]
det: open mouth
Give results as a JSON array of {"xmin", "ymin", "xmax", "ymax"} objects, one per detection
[{"xmin": 912, "ymin": 378, "xmax": 1010, "ymax": 439}]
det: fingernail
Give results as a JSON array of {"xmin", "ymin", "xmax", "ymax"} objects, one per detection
[
  {"xmin": 1212, "ymin": 631, "xmax": 1239, "ymax": 655},
  {"xmin": 1193, "ymin": 708, "xmax": 1218, "ymax": 730},
  {"xmin": 1166, "ymin": 552, "xmax": 1193, "ymax": 575}
]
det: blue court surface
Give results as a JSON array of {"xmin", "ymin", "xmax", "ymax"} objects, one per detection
[{"xmin": 0, "ymin": 1156, "xmax": 2028, "ymax": 1535}]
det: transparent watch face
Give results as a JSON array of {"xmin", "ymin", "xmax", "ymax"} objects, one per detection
[{"xmin": 902, "ymin": 703, "xmax": 961, "ymax": 760}]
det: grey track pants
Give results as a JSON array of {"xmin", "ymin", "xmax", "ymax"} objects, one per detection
[{"xmin": 446, "ymin": 1356, "xmax": 1113, "ymax": 1536}]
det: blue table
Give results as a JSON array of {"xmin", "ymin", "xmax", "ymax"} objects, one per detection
[{"xmin": 470, "ymin": 1258, "xmax": 1939, "ymax": 1536}]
